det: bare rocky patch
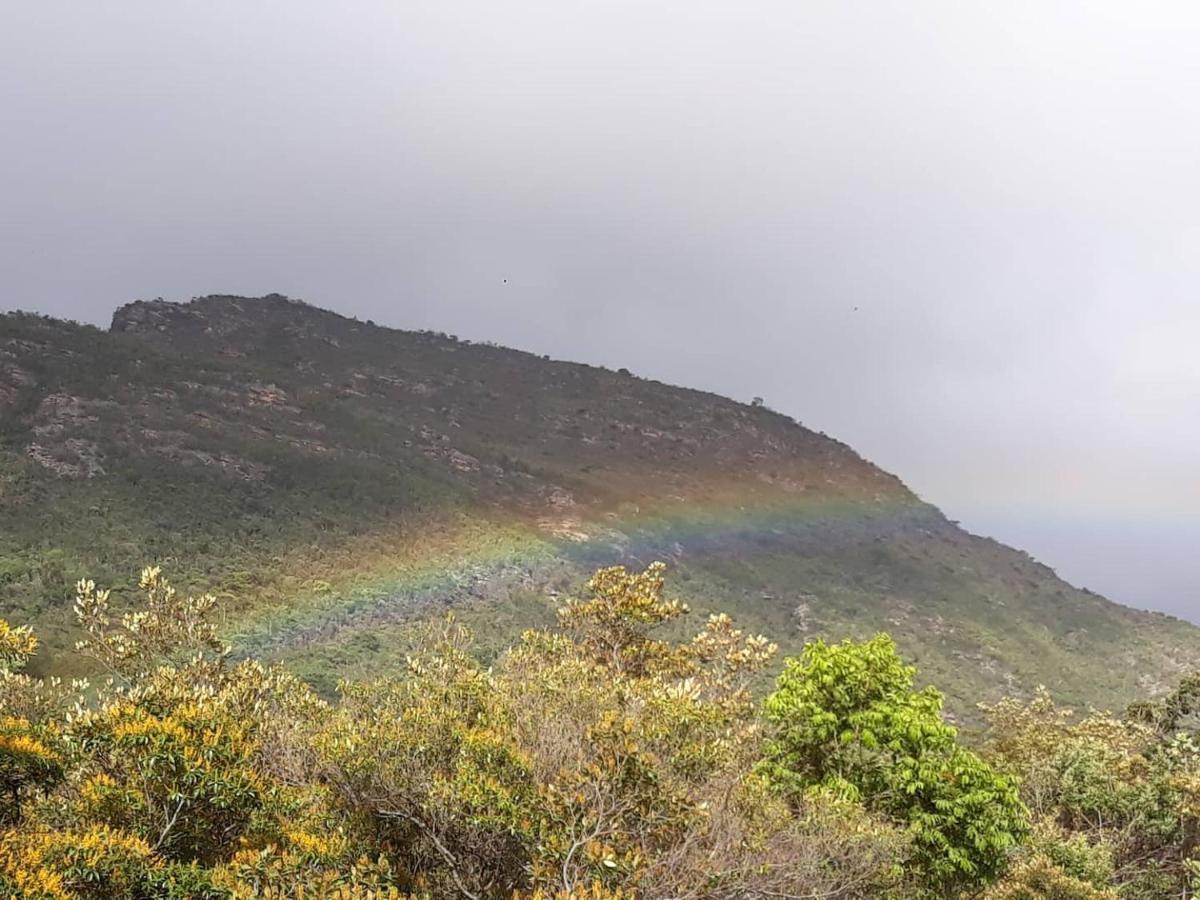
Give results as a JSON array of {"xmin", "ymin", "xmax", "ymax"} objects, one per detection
[{"xmin": 27, "ymin": 438, "xmax": 106, "ymax": 478}]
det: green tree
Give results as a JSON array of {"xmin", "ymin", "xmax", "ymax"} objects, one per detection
[{"xmin": 761, "ymin": 634, "xmax": 1028, "ymax": 895}]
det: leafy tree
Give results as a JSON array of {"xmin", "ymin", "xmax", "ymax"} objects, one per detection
[{"xmin": 761, "ymin": 633, "xmax": 1028, "ymax": 894}]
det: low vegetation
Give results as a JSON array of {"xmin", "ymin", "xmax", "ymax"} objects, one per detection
[
  {"xmin": 0, "ymin": 562, "xmax": 1195, "ymax": 898},
  {"xmin": 5, "ymin": 299, "xmax": 1199, "ymax": 723}
]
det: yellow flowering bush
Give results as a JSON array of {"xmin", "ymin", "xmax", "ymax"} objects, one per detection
[
  {"xmin": 0, "ymin": 825, "xmax": 158, "ymax": 899},
  {"xmin": 0, "ymin": 620, "xmax": 38, "ymax": 672},
  {"xmin": 0, "ymin": 715, "xmax": 63, "ymax": 823},
  {"xmin": 0, "ymin": 560, "xmax": 1193, "ymax": 897}
]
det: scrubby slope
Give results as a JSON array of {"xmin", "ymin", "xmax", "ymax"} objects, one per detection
[{"xmin": 1, "ymin": 295, "xmax": 1194, "ymax": 714}]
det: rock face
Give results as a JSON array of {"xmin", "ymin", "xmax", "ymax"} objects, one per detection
[
  {"xmin": 1, "ymin": 295, "xmax": 1198, "ymax": 715},
  {"xmin": 26, "ymin": 439, "xmax": 105, "ymax": 478},
  {"xmin": 0, "ymin": 357, "xmax": 36, "ymax": 411}
]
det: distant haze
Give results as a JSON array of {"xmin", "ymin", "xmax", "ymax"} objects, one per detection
[{"xmin": 2, "ymin": 2, "xmax": 1197, "ymax": 621}]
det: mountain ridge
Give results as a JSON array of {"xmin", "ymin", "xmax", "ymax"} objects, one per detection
[{"xmin": 1, "ymin": 294, "xmax": 1195, "ymax": 716}]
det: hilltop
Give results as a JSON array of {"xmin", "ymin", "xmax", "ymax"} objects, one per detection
[{"xmin": 1, "ymin": 294, "xmax": 1195, "ymax": 714}]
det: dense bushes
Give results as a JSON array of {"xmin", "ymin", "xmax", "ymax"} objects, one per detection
[
  {"xmin": 979, "ymin": 686, "xmax": 1200, "ymax": 897},
  {"xmin": 0, "ymin": 563, "xmax": 1196, "ymax": 897}
]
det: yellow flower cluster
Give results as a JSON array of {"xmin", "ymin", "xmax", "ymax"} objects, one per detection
[
  {"xmin": 77, "ymin": 773, "xmax": 118, "ymax": 808},
  {"xmin": 285, "ymin": 828, "xmax": 346, "ymax": 859},
  {"xmin": 0, "ymin": 728, "xmax": 58, "ymax": 768},
  {"xmin": 0, "ymin": 825, "xmax": 155, "ymax": 899},
  {"xmin": 0, "ymin": 716, "xmax": 62, "ymax": 804},
  {"xmin": 109, "ymin": 708, "xmax": 189, "ymax": 744},
  {"xmin": 0, "ymin": 619, "xmax": 39, "ymax": 670}
]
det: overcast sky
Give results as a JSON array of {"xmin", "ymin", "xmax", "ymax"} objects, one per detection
[{"xmin": 2, "ymin": 2, "xmax": 1198, "ymax": 621}]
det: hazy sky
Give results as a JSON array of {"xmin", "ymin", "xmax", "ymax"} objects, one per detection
[{"xmin": 2, "ymin": 2, "xmax": 1198, "ymax": 621}]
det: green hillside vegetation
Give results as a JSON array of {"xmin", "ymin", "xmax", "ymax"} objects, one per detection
[
  {"xmin": 0, "ymin": 563, "xmax": 1196, "ymax": 897},
  {"xmin": 1, "ymin": 295, "xmax": 1197, "ymax": 721}
]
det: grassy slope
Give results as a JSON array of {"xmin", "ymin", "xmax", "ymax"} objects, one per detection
[{"xmin": 1, "ymin": 297, "xmax": 1196, "ymax": 718}]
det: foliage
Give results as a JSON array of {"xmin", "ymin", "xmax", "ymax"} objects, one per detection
[
  {"xmin": 0, "ymin": 620, "xmax": 38, "ymax": 672},
  {"xmin": 0, "ymin": 559, "xmax": 1195, "ymax": 897},
  {"xmin": 981, "ymin": 687, "xmax": 1200, "ymax": 897},
  {"xmin": 73, "ymin": 567, "xmax": 225, "ymax": 681},
  {"xmin": 981, "ymin": 853, "xmax": 1117, "ymax": 899},
  {"xmin": 0, "ymin": 715, "xmax": 63, "ymax": 824},
  {"xmin": 761, "ymin": 633, "xmax": 1029, "ymax": 894}
]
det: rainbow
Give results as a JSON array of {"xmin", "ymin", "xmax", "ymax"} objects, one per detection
[{"xmin": 223, "ymin": 489, "xmax": 935, "ymax": 660}]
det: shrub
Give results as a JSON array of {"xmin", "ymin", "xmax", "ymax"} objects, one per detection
[
  {"xmin": 0, "ymin": 561, "xmax": 1195, "ymax": 898},
  {"xmin": 761, "ymin": 634, "xmax": 1028, "ymax": 894}
]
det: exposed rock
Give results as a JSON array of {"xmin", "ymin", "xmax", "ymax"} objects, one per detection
[
  {"xmin": 281, "ymin": 435, "xmax": 332, "ymax": 454},
  {"xmin": 0, "ymin": 361, "xmax": 34, "ymax": 407},
  {"xmin": 446, "ymin": 449, "xmax": 480, "ymax": 472},
  {"xmin": 537, "ymin": 518, "xmax": 591, "ymax": 542},
  {"xmin": 792, "ymin": 593, "xmax": 820, "ymax": 632},
  {"xmin": 27, "ymin": 438, "xmax": 105, "ymax": 478},
  {"xmin": 423, "ymin": 446, "xmax": 481, "ymax": 472},
  {"xmin": 245, "ymin": 383, "xmax": 301, "ymax": 413},
  {"xmin": 111, "ymin": 298, "xmax": 178, "ymax": 334},
  {"xmin": 546, "ymin": 487, "xmax": 575, "ymax": 509},
  {"xmin": 31, "ymin": 393, "xmax": 102, "ymax": 436},
  {"xmin": 149, "ymin": 444, "xmax": 267, "ymax": 481},
  {"xmin": 141, "ymin": 427, "xmax": 194, "ymax": 445}
]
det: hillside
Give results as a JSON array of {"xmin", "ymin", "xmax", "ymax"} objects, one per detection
[{"xmin": 1, "ymin": 294, "xmax": 1195, "ymax": 715}]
